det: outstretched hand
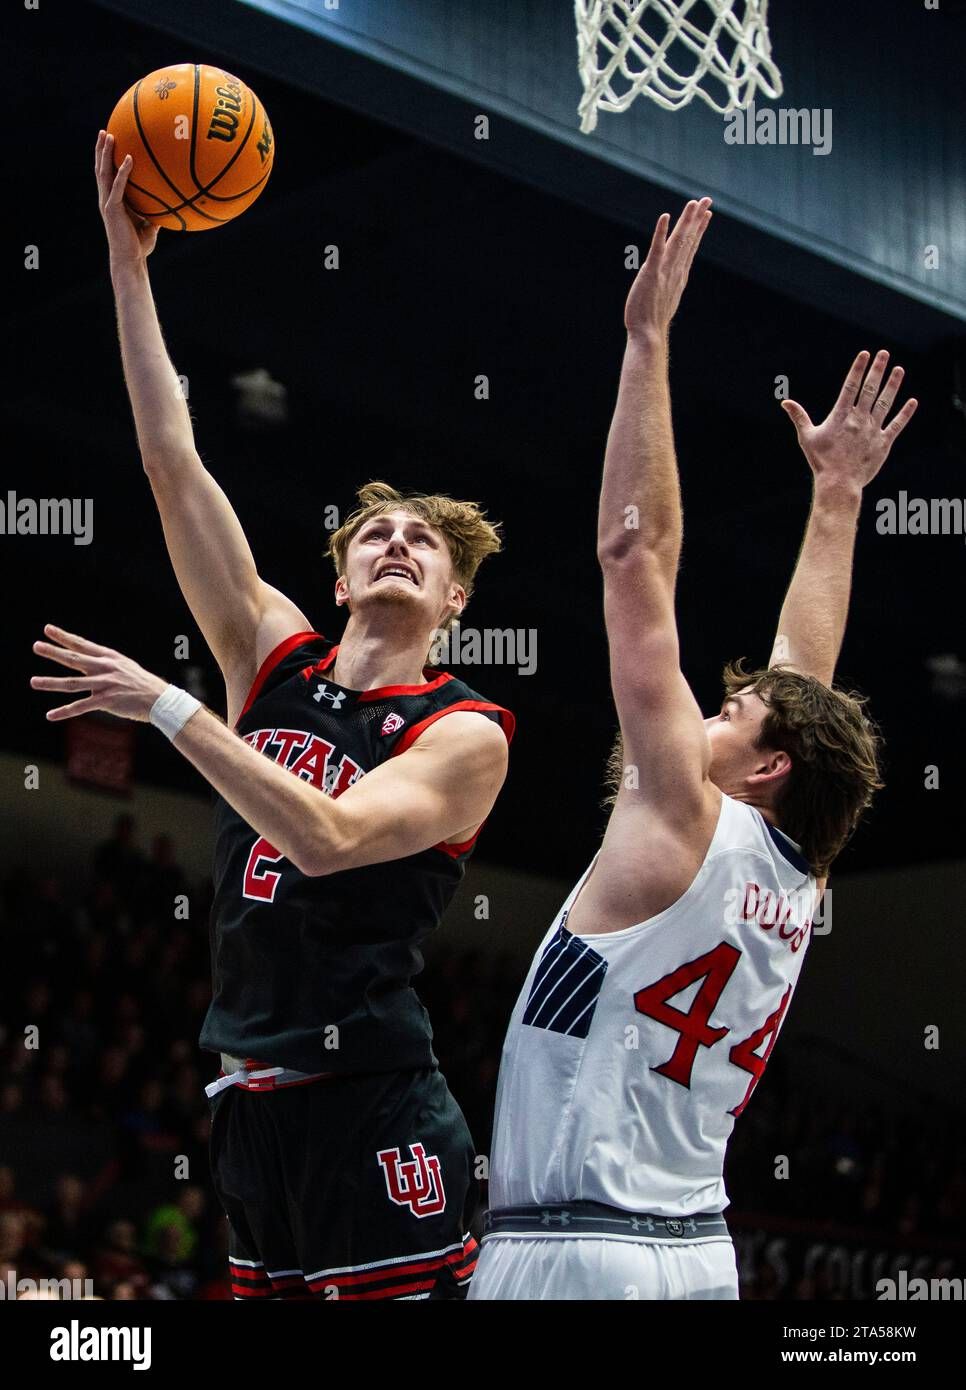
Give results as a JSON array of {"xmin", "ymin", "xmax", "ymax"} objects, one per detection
[
  {"xmin": 782, "ymin": 350, "xmax": 918, "ymax": 493},
  {"xmin": 30, "ymin": 624, "xmax": 167, "ymax": 723},
  {"xmin": 95, "ymin": 130, "xmax": 159, "ymax": 264},
  {"xmin": 624, "ymin": 197, "xmax": 713, "ymax": 342}
]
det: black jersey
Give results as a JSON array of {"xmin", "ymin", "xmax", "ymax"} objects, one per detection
[{"xmin": 200, "ymin": 630, "xmax": 514, "ymax": 1077}]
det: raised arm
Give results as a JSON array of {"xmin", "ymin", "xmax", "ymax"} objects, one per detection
[
  {"xmin": 96, "ymin": 131, "xmax": 307, "ymax": 719},
  {"xmin": 770, "ymin": 350, "xmax": 918, "ymax": 685},
  {"xmin": 597, "ymin": 199, "xmax": 715, "ymax": 820}
]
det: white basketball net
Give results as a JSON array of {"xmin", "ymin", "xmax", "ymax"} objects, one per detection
[{"xmin": 575, "ymin": 0, "xmax": 783, "ymax": 132}]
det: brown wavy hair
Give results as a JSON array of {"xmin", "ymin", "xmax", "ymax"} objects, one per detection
[
  {"xmin": 326, "ymin": 480, "xmax": 503, "ymax": 634},
  {"xmin": 602, "ymin": 661, "xmax": 884, "ymax": 876}
]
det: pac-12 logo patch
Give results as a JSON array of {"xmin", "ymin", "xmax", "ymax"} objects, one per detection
[
  {"xmin": 377, "ymin": 1143, "xmax": 446, "ymax": 1218},
  {"xmin": 380, "ymin": 712, "xmax": 405, "ymax": 736}
]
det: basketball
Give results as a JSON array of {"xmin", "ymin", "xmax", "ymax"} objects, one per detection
[{"xmin": 105, "ymin": 64, "xmax": 274, "ymax": 232}]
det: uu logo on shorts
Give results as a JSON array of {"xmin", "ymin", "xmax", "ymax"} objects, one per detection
[{"xmin": 377, "ymin": 1143, "xmax": 446, "ymax": 1218}]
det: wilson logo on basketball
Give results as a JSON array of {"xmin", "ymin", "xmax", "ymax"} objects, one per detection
[
  {"xmin": 256, "ymin": 120, "xmax": 273, "ymax": 164},
  {"xmin": 106, "ymin": 63, "xmax": 274, "ymax": 231},
  {"xmin": 377, "ymin": 1144, "xmax": 446, "ymax": 1218},
  {"xmin": 381, "ymin": 713, "xmax": 405, "ymax": 736},
  {"xmin": 207, "ymin": 79, "xmax": 244, "ymax": 143}
]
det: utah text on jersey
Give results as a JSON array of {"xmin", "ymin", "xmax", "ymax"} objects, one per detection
[{"xmin": 239, "ymin": 723, "xmax": 364, "ymax": 902}]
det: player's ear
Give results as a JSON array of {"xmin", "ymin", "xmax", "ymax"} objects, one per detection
[
  {"xmin": 446, "ymin": 584, "xmax": 466, "ymax": 621},
  {"xmin": 334, "ymin": 576, "xmax": 349, "ymax": 608},
  {"xmin": 757, "ymin": 749, "xmax": 792, "ymax": 783}
]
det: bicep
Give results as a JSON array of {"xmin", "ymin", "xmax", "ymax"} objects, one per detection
[
  {"xmin": 322, "ymin": 715, "xmax": 509, "ymax": 874},
  {"xmin": 223, "ymin": 583, "xmax": 314, "ymax": 728},
  {"xmin": 602, "ymin": 556, "xmax": 710, "ymax": 812},
  {"xmin": 147, "ymin": 455, "xmax": 308, "ymax": 676}
]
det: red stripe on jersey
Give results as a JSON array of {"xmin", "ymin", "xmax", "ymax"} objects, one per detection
[
  {"xmin": 309, "ymin": 644, "xmax": 455, "ymax": 700},
  {"xmin": 237, "ymin": 1073, "xmax": 334, "ymax": 1093},
  {"xmin": 337, "ymin": 1278, "xmax": 437, "ymax": 1300},
  {"xmin": 228, "ymin": 1264, "xmax": 269, "ymax": 1282},
  {"xmin": 358, "ymin": 673, "xmax": 454, "ymax": 700},
  {"xmin": 389, "ymin": 700, "xmax": 515, "ymax": 758},
  {"xmin": 305, "ymin": 1243, "xmax": 469, "ymax": 1292},
  {"xmin": 385, "ymin": 701, "xmax": 515, "ymax": 856},
  {"xmin": 453, "ymin": 1235, "xmax": 479, "ymax": 1269},
  {"xmin": 452, "ymin": 1240, "xmax": 479, "ymax": 1280},
  {"xmin": 434, "ymin": 833, "xmax": 479, "ymax": 860},
  {"xmin": 236, "ymin": 630, "xmax": 327, "ymax": 727}
]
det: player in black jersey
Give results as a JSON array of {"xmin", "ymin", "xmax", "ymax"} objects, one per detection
[{"xmin": 29, "ymin": 141, "xmax": 515, "ymax": 1300}]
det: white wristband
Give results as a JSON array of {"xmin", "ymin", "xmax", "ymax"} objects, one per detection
[{"xmin": 149, "ymin": 685, "xmax": 202, "ymax": 741}]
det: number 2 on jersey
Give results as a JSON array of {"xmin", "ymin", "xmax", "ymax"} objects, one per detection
[{"xmin": 243, "ymin": 835, "xmax": 285, "ymax": 902}]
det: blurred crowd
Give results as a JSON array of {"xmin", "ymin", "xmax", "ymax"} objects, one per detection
[
  {"xmin": 728, "ymin": 1073, "xmax": 966, "ymax": 1239},
  {"xmin": 1, "ymin": 814, "xmax": 963, "ymax": 1300}
]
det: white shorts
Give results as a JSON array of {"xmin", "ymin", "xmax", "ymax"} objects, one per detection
[{"xmin": 468, "ymin": 1234, "xmax": 739, "ymax": 1301}]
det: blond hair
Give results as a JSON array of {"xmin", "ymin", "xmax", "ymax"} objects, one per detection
[{"xmin": 326, "ymin": 480, "xmax": 503, "ymax": 633}]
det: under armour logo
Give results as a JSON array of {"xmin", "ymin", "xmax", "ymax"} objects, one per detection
[
  {"xmin": 377, "ymin": 1143, "xmax": 446, "ymax": 1218},
  {"xmin": 539, "ymin": 1210, "xmax": 571, "ymax": 1228},
  {"xmin": 313, "ymin": 683, "xmax": 346, "ymax": 709},
  {"xmin": 630, "ymin": 1215, "xmax": 655, "ymax": 1233}
]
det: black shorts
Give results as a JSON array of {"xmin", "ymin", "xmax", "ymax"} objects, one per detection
[{"xmin": 208, "ymin": 1065, "xmax": 479, "ymax": 1300}]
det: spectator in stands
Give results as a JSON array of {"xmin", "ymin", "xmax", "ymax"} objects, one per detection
[
  {"xmin": 0, "ymin": 1081, "xmax": 24, "ymax": 1115},
  {"xmin": 143, "ymin": 1186, "xmax": 206, "ymax": 1265},
  {"xmin": 142, "ymin": 835, "xmax": 189, "ymax": 916},
  {"xmin": 43, "ymin": 1174, "xmax": 93, "ymax": 1259},
  {"xmin": 0, "ymin": 1210, "xmax": 29, "ymax": 1282},
  {"xmin": 2, "ymin": 854, "xmax": 963, "ymax": 1299},
  {"xmin": 92, "ymin": 813, "xmax": 145, "ymax": 907},
  {"xmin": 0, "ymin": 1167, "xmax": 23, "ymax": 1215},
  {"xmin": 61, "ymin": 989, "xmax": 99, "ymax": 1070},
  {"xmin": 93, "ymin": 1218, "xmax": 150, "ymax": 1297}
]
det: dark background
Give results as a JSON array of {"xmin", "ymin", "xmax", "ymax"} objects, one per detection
[
  {"xmin": 4, "ymin": 0, "xmax": 966, "ymax": 881},
  {"xmin": 1, "ymin": 0, "xmax": 964, "ymax": 1304}
]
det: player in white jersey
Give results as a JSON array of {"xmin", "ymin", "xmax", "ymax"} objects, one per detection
[{"xmin": 470, "ymin": 198, "xmax": 918, "ymax": 1300}]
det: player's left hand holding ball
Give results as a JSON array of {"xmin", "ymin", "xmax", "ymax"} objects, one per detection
[
  {"xmin": 95, "ymin": 129, "xmax": 159, "ymax": 266},
  {"xmin": 30, "ymin": 625, "xmax": 167, "ymax": 723}
]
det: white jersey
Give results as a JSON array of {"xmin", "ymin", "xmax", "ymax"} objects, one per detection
[{"xmin": 488, "ymin": 794, "xmax": 817, "ymax": 1217}]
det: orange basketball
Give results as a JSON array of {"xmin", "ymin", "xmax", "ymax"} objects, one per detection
[{"xmin": 106, "ymin": 64, "xmax": 274, "ymax": 232}]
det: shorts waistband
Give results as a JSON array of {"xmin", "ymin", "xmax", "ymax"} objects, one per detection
[
  {"xmin": 482, "ymin": 1202, "xmax": 729, "ymax": 1243},
  {"xmin": 204, "ymin": 1053, "xmax": 334, "ymax": 1099}
]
